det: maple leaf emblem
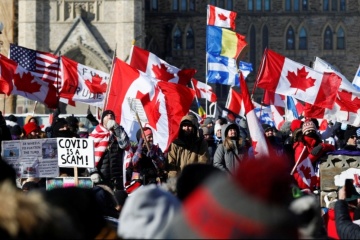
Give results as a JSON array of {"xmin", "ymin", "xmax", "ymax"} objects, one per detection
[
  {"xmin": 218, "ymin": 13, "xmax": 228, "ymax": 21},
  {"xmin": 14, "ymin": 71, "xmax": 41, "ymax": 93},
  {"xmin": 336, "ymin": 90, "xmax": 360, "ymax": 113},
  {"xmin": 136, "ymin": 87, "xmax": 161, "ymax": 130},
  {"xmin": 84, "ymin": 74, "xmax": 107, "ymax": 93},
  {"xmin": 152, "ymin": 63, "xmax": 175, "ymax": 82},
  {"xmin": 252, "ymin": 140, "xmax": 258, "ymax": 156},
  {"xmin": 286, "ymin": 67, "xmax": 316, "ymax": 94}
]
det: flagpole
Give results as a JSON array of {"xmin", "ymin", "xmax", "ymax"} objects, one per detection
[
  {"xmin": 102, "ymin": 44, "xmax": 117, "ymax": 111},
  {"xmin": 205, "ymin": 5, "xmax": 209, "ymax": 116},
  {"xmin": 190, "ymin": 79, "xmax": 203, "ymax": 118}
]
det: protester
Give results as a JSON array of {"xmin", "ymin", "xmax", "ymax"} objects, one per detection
[
  {"xmin": 213, "ymin": 123, "xmax": 247, "ymax": 174},
  {"xmin": 335, "ymin": 182, "xmax": 360, "ymax": 239},
  {"xmin": 22, "ymin": 122, "xmax": 41, "ymax": 139},
  {"xmin": 118, "ymin": 184, "xmax": 181, "ymax": 239},
  {"xmin": 262, "ymin": 123, "xmax": 284, "ymax": 156},
  {"xmin": 160, "ymin": 155, "xmax": 299, "ymax": 239},
  {"xmin": 0, "ymin": 111, "xmax": 12, "ymax": 154},
  {"xmin": 292, "ymin": 120, "xmax": 335, "ymax": 191},
  {"xmin": 213, "ymin": 123, "xmax": 223, "ymax": 146},
  {"xmin": 342, "ymin": 126, "xmax": 360, "ymax": 151},
  {"xmin": 124, "ymin": 127, "xmax": 166, "ymax": 194},
  {"xmin": 201, "ymin": 126, "xmax": 217, "ymax": 165},
  {"xmin": 78, "ymin": 122, "xmax": 89, "ymax": 138},
  {"xmin": 5, "ymin": 114, "xmax": 18, "ymax": 128},
  {"xmin": 166, "ymin": 114, "xmax": 209, "ymax": 178},
  {"xmin": 66, "ymin": 115, "xmax": 80, "ymax": 137},
  {"xmin": 88, "ymin": 110, "xmax": 130, "ymax": 191},
  {"xmin": 9, "ymin": 125, "xmax": 22, "ymax": 140}
]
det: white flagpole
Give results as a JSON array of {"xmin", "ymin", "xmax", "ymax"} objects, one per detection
[{"xmin": 205, "ymin": 5, "xmax": 209, "ymax": 115}]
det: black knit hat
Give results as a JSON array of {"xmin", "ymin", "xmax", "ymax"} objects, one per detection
[
  {"xmin": 344, "ymin": 127, "xmax": 358, "ymax": 143},
  {"xmin": 7, "ymin": 114, "xmax": 17, "ymax": 123},
  {"xmin": 52, "ymin": 118, "xmax": 68, "ymax": 133},
  {"xmin": 101, "ymin": 110, "xmax": 115, "ymax": 124}
]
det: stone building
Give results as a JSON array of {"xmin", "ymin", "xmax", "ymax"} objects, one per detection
[{"xmin": 0, "ymin": 0, "xmax": 359, "ymax": 115}]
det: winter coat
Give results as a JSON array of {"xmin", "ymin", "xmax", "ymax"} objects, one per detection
[
  {"xmin": 335, "ymin": 200, "xmax": 360, "ymax": 239},
  {"xmin": 292, "ymin": 135, "xmax": 334, "ymax": 190},
  {"xmin": 97, "ymin": 135, "xmax": 126, "ymax": 190},
  {"xmin": 213, "ymin": 123, "xmax": 245, "ymax": 174},
  {"xmin": 167, "ymin": 115, "xmax": 209, "ymax": 177}
]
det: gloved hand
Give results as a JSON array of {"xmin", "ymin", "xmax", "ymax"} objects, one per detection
[
  {"xmin": 311, "ymin": 144, "xmax": 323, "ymax": 156},
  {"xmin": 136, "ymin": 138, "xmax": 144, "ymax": 153},
  {"xmin": 106, "ymin": 119, "xmax": 119, "ymax": 130},
  {"xmin": 146, "ymin": 149, "xmax": 156, "ymax": 159}
]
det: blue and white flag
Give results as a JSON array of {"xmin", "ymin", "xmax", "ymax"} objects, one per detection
[
  {"xmin": 207, "ymin": 53, "xmax": 239, "ymax": 86},
  {"xmin": 352, "ymin": 65, "xmax": 360, "ymax": 91},
  {"xmin": 239, "ymin": 61, "xmax": 253, "ymax": 79},
  {"xmin": 285, "ymin": 96, "xmax": 299, "ymax": 121}
]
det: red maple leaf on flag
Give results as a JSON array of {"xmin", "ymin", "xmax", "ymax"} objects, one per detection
[
  {"xmin": 336, "ymin": 90, "xmax": 360, "ymax": 113},
  {"xmin": 152, "ymin": 63, "xmax": 175, "ymax": 82},
  {"xmin": 218, "ymin": 13, "xmax": 228, "ymax": 21},
  {"xmin": 14, "ymin": 72, "xmax": 41, "ymax": 93},
  {"xmin": 136, "ymin": 87, "xmax": 161, "ymax": 130},
  {"xmin": 84, "ymin": 74, "xmax": 107, "ymax": 93},
  {"xmin": 252, "ymin": 140, "xmax": 258, "ymax": 156},
  {"xmin": 287, "ymin": 67, "xmax": 316, "ymax": 94}
]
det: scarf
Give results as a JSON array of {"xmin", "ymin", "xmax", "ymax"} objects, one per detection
[{"xmin": 89, "ymin": 124, "xmax": 110, "ymax": 166}]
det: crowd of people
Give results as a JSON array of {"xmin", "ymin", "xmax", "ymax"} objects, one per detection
[{"xmin": 1, "ymin": 108, "xmax": 360, "ymax": 239}]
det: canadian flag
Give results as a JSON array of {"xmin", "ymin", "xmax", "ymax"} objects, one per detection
[
  {"xmin": 256, "ymin": 49, "xmax": 342, "ymax": 109},
  {"xmin": 225, "ymin": 87, "xmax": 244, "ymax": 117},
  {"xmin": 241, "ymin": 73, "xmax": 270, "ymax": 159},
  {"xmin": 293, "ymin": 156, "xmax": 319, "ymax": 189},
  {"xmin": 191, "ymin": 78, "xmax": 217, "ymax": 102},
  {"xmin": 0, "ymin": 54, "xmax": 58, "ymax": 108},
  {"xmin": 128, "ymin": 45, "xmax": 196, "ymax": 86},
  {"xmin": 60, "ymin": 56, "xmax": 109, "ymax": 107},
  {"xmin": 0, "ymin": 54, "xmax": 16, "ymax": 95},
  {"xmin": 104, "ymin": 58, "xmax": 195, "ymax": 152},
  {"xmin": 207, "ymin": 5, "xmax": 237, "ymax": 30}
]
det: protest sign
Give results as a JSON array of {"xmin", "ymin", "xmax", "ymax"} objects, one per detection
[
  {"xmin": 57, "ymin": 138, "xmax": 94, "ymax": 168},
  {"xmin": 1, "ymin": 138, "xmax": 59, "ymax": 178}
]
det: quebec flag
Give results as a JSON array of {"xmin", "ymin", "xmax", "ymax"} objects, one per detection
[
  {"xmin": 239, "ymin": 61, "xmax": 253, "ymax": 79},
  {"xmin": 207, "ymin": 53, "xmax": 239, "ymax": 86}
]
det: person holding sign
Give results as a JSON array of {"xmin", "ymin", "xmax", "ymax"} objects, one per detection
[
  {"xmin": 89, "ymin": 110, "xmax": 130, "ymax": 191},
  {"xmin": 125, "ymin": 127, "xmax": 166, "ymax": 194}
]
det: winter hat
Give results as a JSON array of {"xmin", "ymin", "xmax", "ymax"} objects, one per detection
[
  {"xmin": 7, "ymin": 114, "xmax": 17, "ymax": 123},
  {"xmin": 136, "ymin": 127, "xmax": 152, "ymax": 141},
  {"xmin": 262, "ymin": 124, "xmax": 273, "ymax": 132},
  {"xmin": 101, "ymin": 110, "xmax": 115, "ymax": 124},
  {"xmin": 203, "ymin": 117, "xmax": 214, "ymax": 126},
  {"xmin": 10, "ymin": 125, "xmax": 22, "ymax": 136},
  {"xmin": 214, "ymin": 123, "xmax": 221, "ymax": 134},
  {"xmin": 66, "ymin": 116, "xmax": 79, "ymax": 127},
  {"xmin": 23, "ymin": 122, "xmax": 39, "ymax": 136},
  {"xmin": 160, "ymin": 156, "xmax": 298, "ymax": 239},
  {"xmin": 344, "ymin": 127, "xmax": 358, "ymax": 143},
  {"xmin": 290, "ymin": 119, "xmax": 303, "ymax": 132},
  {"xmin": 118, "ymin": 184, "xmax": 181, "ymax": 239},
  {"xmin": 222, "ymin": 123, "xmax": 240, "ymax": 140},
  {"xmin": 52, "ymin": 118, "xmax": 68, "ymax": 133},
  {"xmin": 302, "ymin": 120, "xmax": 316, "ymax": 134}
]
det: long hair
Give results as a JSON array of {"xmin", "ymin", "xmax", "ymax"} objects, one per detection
[{"xmin": 223, "ymin": 136, "xmax": 243, "ymax": 151}]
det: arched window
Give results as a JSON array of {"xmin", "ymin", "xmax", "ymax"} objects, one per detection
[
  {"xmin": 218, "ymin": 0, "xmax": 225, "ymax": 8},
  {"xmin": 303, "ymin": 0, "xmax": 308, "ymax": 10},
  {"xmin": 186, "ymin": 27, "xmax": 194, "ymax": 49},
  {"xmin": 294, "ymin": 0, "xmax": 299, "ymax": 11},
  {"xmin": 256, "ymin": 0, "xmax": 262, "ymax": 10},
  {"xmin": 337, "ymin": 27, "xmax": 345, "ymax": 49},
  {"xmin": 323, "ymin": 0, "xmax": 329, "ymax": 11},
  {"xmin": 286, "ymin": 27, "xmax": 295, "ymax": 50},
  {"xmin": 210, "ymin": 0, "xmax": 216, "ymax": 5},
  {"xmin": 285, "ymin": 0, "xmax": 291, "ymax": 11},
  {"xmin": 145, "ymin": 0, "xmax": 158, "ymax": 11},
  {"xmin": 181, "ymin": 0, "xmax": 187, "ymax": 11},
  {"xmin": 189, "ymin": 0, "xmax": 195, "ymax": 11},
  {"xmin": 264, "ymin": 0, "xmax": 270, "ymax": 10},
  {"xmin": 173, "ymin": 0, "xmax": 179, "ymax": 11},
  {"xmin": 227, "ymin": 0, "xmax": 233, "ymax": 10},
  {"xmin": 250, "ymin": 26, "xmax": 256, "ymax": 72},
  {"xmin": 331, "ymin": 0, "xmax": 338, "ymax": 11},
  {"xmin": 262, "ymin": 25, "xmax": 268, "ymax": 53},
  {"xmin": 173, "ymin": 26, "xmax": 182, "ymax": 49},
  {"xmin": 248, "ymin": 0, "xmax": 254, "ymax": 10},
  {"xmin": 340, "ymin": 0, "xmax": 346, "ymax": 10},
  {"xmin": 324, "ymin": 27, "xmax": 333, "ymax": 50},
  {"xmin": 299, "ymin": 27, "xmax": 307, "ymax": 50}
]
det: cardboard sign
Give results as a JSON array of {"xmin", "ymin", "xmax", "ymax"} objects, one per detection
[{"xmin": 57, "ymin": 138, "xmax": 94, "ymax": 168}]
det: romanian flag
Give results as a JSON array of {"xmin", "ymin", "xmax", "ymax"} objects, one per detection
[
  {"xmin": 197, "ymin": 102, "xmax": 206, "ymax": 120},
  {"xmin": 206, "ymin": 25, "xmax": 247, "ymax": 59}
]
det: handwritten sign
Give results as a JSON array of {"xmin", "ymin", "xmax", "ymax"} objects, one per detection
[{"xmin": 57, "ymin": 138, "xmax": 94, "ymax": 168}]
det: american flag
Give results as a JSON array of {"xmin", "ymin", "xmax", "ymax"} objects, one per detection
[{"xmin": 9, "ymin": 44, "xmax": 61, "ymax": 87}]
